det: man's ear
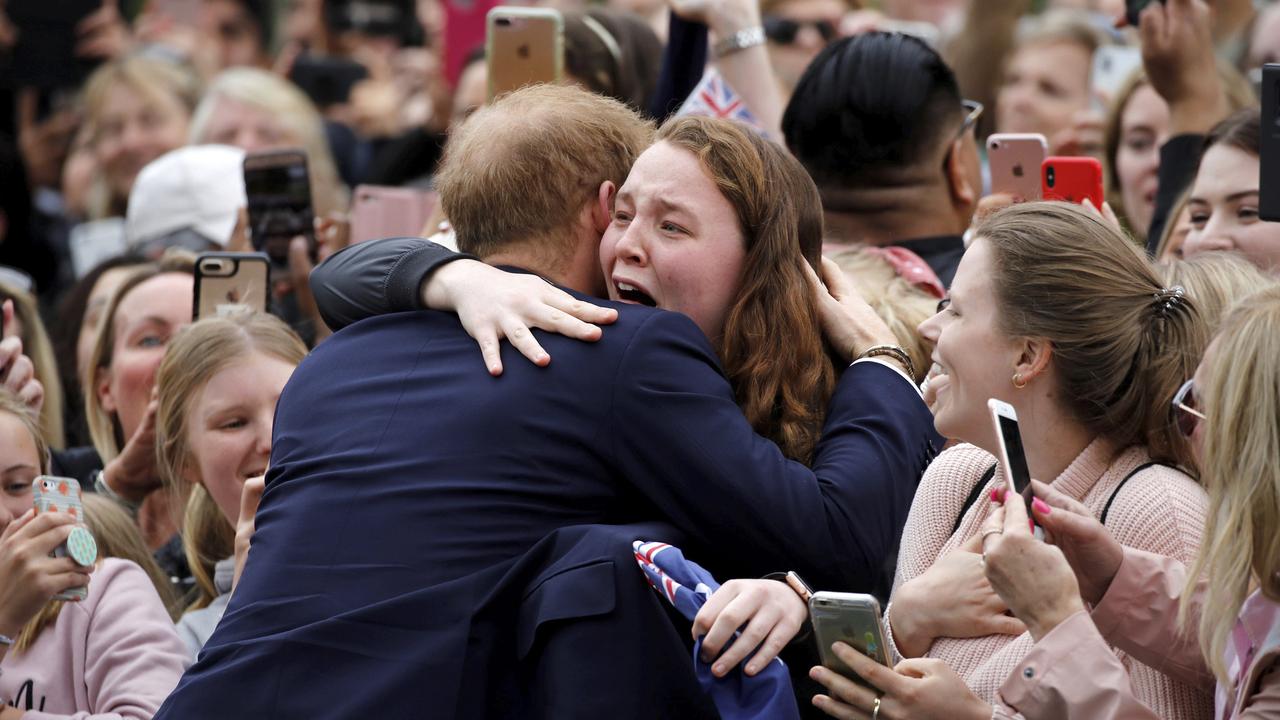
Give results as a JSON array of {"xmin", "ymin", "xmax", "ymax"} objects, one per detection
[
  {"xmin": 945, "ymin": 137, "xmax": 978, "ymax": 210},
  {"xmin": 592, "ymin": 181, "xmax": 616, "ymax": 235}
]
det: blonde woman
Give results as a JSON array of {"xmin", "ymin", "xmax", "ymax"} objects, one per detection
[
  {"xmin": 0, "ymin": 282, "xmax": 65, "ymax": 449},
  {"xmin": 963, "ymin": 285, "xmax": 1280, "ymax": 718},
  {"xmin": 830, "ymin": 248, "xmax": 939, "ymax": 384},
  {"xmin": 1158, "ymin": 252, "xmax": 1278, "ymax": 332},
  {"xmin": 0, "ymin": 391, "xmax": 187, "ymax": 718},
  {"xmin": 188, "ymin": 67, "xmax": 348, "ymax": 218},
  {"xmin": 154, "ymin": 313, "xmax": 307, "ymax": 658}
]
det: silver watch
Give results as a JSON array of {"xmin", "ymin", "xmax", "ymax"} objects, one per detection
[{"xmin": 713, "ymin": 25, "xmax": 766, "ymax": 58}]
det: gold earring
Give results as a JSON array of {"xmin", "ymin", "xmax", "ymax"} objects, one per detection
[{"xmin": 1012, "ymin": 373, "xmax": 1028, "ymax": 389}]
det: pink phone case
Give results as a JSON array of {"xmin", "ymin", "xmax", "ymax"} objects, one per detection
[
  {"xmin": 348, "ymin": 186, "xmax": 439, "ymax": 245},
  {"xmin": 987, "ymin": 134, "xmax": 1047, "ymax": 201},
  {"xmin": 32, "ymin": 476, "xmax": 92, "ymax": 601}
]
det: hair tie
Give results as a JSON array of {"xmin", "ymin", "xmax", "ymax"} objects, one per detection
[{"xmin": 1152, "ymin": 285, "xmax": 1187, "ymax": 317}]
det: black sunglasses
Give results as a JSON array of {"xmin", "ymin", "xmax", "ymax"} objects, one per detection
[
  {"xmin": 1172, "ymin": 378, "xmax": 1207, "ymax": 438},
  {"xmin": 763, "ymin": 16, "xmax": 838, "ymax": 45}
]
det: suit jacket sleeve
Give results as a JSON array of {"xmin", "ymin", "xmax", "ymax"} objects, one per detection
[
  {"xmin": 607, "ymin": 310, "xmax": 940, "ymax": 591},
  {"xmin": 309, "ymin": 237, "xmax": 474, "ymax": 331}
]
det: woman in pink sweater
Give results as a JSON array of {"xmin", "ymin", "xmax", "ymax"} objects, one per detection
[
  {"xmin": 0, "ymin": 391, "xmax": 187, "ymax": 719},
  {"xmin": 691, "ymin": 202, "xmax": 1215, "ymax": 719}
]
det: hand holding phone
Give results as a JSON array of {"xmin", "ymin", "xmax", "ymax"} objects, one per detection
[
  {"xmin": 32, "ymin": 476, "xmax": 98, "ymax": 601},
  {"xmin": 809, "ymin": 592, "xmax": 889, "ymax": 688},
  {"xmin": 988, "ymin": 399, "xmax": 1040, "ymax": 537}
]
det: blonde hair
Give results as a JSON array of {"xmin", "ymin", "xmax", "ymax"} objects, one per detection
[
  {"xmin": 189, "ymin": 68, "xmax": 347, "ymax": 217},
  {"xmin": 435, "ymin": 84, "xmax": 654, "ymax": 258},
  {"xmin": 1158, "ymin": 253, "xmax": 1277, "ymax": 333},
  {"xmin": 0, "ymin": 389, "xmax": 57, "ymax": 653},
  {"xmin": 1154, "ymin": 187, "xmax": 1194, "ymax": 262},
  {"xmin": 1182, "ymin": 285, "xmax": 1280, "ymax": 683},
  {"xmin": 976, "ymin": 202, "xmax": 1208, "ymax": 471},
  {"xmin": 829, "ymin": 249, "xmax": 936, "ymax": 383},
  {"xmin": 155, "ymin": 313, "xmax": 307, "ymax": 610},
  {"xmin": 85, "ymin": 252, "xmax": 195, "ymax": 464},
  {"xmin": 81, "ymin": 56, "xmax": 202, "ymax": 218},
  {"xmin": 1013, "ymin": 10, "xmax": 1109, "ymax": 58},
  {"xmin": 0, "ymin": 282, "xmax": 65, "ymax": 449},
  {"xmin": 81, "ymin": 494, "xmax": 180, "ymax": 619},
  {"xmin": 1103, "ymin": 62, "xmax": 1256, "ymax": 239}
]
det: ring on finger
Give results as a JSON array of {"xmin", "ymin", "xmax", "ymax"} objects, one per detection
[
  {"xmin": 981, "ymin": 528, "xmax": 1003, "ymax": 541},
  {"xmin": 872, "ymin": 696, "xmax": 881, "ymax": 720}
]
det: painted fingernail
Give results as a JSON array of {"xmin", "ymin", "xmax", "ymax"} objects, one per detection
[
  {"xmin": 990, "ymin": 488, "xmax": 1000, "ymax": 502},
  {"xmin": 1032, "ymin": 498, "xmax": 1051, "ymax": 515}
]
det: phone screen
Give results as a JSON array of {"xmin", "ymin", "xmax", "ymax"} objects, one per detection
[
  {"xmin": 245, "ymin": 157, "xmax": 313, "ymax": 265},
  {"xmin": 997, "ymin": 413, "xmax": 1035, "ymax": 516}
]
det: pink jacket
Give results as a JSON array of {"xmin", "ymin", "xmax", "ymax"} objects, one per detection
[
  {"xmin": 994, "ymin": 547, "xmax": 1280, "ymax": 719},
  {"xmin": 887, "ymin": 440, "xmax": 1213, "ymax": 719},
  {"xmin": 0, "ymin": 558, "xmax": 188, "ymax": 719}
]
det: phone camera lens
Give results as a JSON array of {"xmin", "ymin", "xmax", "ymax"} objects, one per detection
[
  {"xmin": 495, "ymin": 17, "xmax": 511, "ymax": 26},
  {"xmin": 991, "ymin": 141, "xmax": 1000, "ymax": 150},
  {"xmin": 1046, "ymin": 165, "xmax": 1056, "ymax": 188}
]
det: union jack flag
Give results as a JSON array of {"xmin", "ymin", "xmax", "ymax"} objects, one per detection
[
  {"xmin": 675, "ymin": 69, "xmax": 764, "ymax": 132},
  {"xmin": 633, "ymin": 540, "xmax": 800, "ymax": 720}
]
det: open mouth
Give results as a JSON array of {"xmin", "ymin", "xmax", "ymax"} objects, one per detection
[{"xmin": 615, "ymin": 281, "xmax": 657, "ymax": 307}]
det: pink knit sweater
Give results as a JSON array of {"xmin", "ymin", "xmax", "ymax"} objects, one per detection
[{"xmin": 889, "ymin": 438, "xmax": 1214, "ymax": 720}]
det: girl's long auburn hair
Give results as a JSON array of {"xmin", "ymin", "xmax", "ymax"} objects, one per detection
[{"xmin": 656, "ymin": 117, "xmax": 835, "ymax": 463}]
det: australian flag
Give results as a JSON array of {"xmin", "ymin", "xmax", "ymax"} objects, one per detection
[
  {"xmin": 633, "ymin": 541, "xmax": 801, "ymax": 720},
  {"xmin": 675, "ymin": 69, "xmax": 765, "ymax": 133}
]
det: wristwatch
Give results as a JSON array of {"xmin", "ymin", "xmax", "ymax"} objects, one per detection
[{"xmin": 713, "ymin": 25, "xmax": 766, "ymax": 58}]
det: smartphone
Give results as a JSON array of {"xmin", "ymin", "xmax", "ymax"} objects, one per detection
[
  {"xmin": 1091, "ymin": 46, "xmax": 1143, "ymax": 106},
  {"xmin": 194, "ymin": 252, "xmax": 271, "ymax": 321},
  {"xmin": 33, "ymin": 476, "xmax": 97, "ymax": 601},
  {"xmin": 809, "ymin": 592, "xmax": 889, "ymax": 688},
  {"xmin": 1042, "ymin": 156, "xmax": 1104, "ymax": 208},
  {"xmin": 349, "ymin": 186, "xmax": 439, "ymax": 245},
  {"xmin": 1261, "ymin": 64, "xmax": 1280, "ymax": 222},
  {"xmin": 486, "ymin": 7, "xmax": 564, "ymax": 102},
  {"xmin": 1125, "ymin": 0, "xmax": 1164, "ymax": 28},
  {"xmin": 288, "ymin": 54, "xmax": 370, "ymax": 109},
  {"xmin": 988, "ymin": 399, "xmax": 1038, "ymax": 533},
  {"xmin": 7, "ymin": 0, "xmax": 101, "ymax": 89},
  {"xmin": 987, "ymin": 134, "xmax": 1048, "ymax": 201},
  {"xmin": 243, "ymin": 149, "xmax": 315, "ymax": 268}
]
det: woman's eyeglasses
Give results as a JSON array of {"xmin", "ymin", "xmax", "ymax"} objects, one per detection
[
  {"xmin": 1172, "ymin": 378, "xmax": 1207, "ymax": 437},
  {"xmin": 763, "ymin": 17, "xmax": 838, "ymax": 45}
]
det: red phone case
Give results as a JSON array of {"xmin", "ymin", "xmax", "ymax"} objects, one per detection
[{"xmin": 1041, "ymin": 157, "xmax": 1104, "ymax": 208}]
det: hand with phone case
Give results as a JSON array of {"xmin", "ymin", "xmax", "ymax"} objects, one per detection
[{"xmin": 0, "ymin": 509, "xmax": 92, "ymax": 637}]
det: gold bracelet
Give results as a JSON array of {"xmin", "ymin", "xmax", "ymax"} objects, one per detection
[{"xmin": 857, "ymin": 344, "xmax": 917, "ymax": 380}]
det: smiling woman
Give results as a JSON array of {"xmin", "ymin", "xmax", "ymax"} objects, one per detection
[{"xmin": 154, "ymin": 312, "xmax": 307, "ymax": 659}]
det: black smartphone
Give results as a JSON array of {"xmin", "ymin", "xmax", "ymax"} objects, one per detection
[
  {"xmin": 243, "ymin": 149, "xmax": 315, "ymax": 268},
  {"xmin": 287, "ymin": 55, "xmax": 370, "ymax": 109},
  {"xmin": 1261, "ymin": 64, "xmax": 1280, "ymax": 222},
  {"xmin": 8, "ymin": 0, "xmax": 101, "ymax": 89},
  {"xmin": 1125, "ymin": 0, "xmax": 1164, "ymax": 28}
]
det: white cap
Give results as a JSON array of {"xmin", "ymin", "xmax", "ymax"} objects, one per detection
[{"xmin": 125, "ymin": 144, "xmax": 247, "ymax": 252}]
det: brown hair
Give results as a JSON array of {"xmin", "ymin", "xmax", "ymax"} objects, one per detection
[
  {"xmin": 1201, "ymin": 107, "xmax": 1260, "ymax": 160},
  {"xmin": 435, "ymin": 84, "xmax": 654, "ymax": 259},
  {"xmin": 155, "ymin": 313, "xmax": 307, "ymax": 610},
  {"xmin": 0, "ymin": 281, "xmax": 65, "ymax": 449},
  {"xmin": 85, "ymin": 251, "xmax": 196, "ymax": 463},
  {"xmin": 563, "ymin": 9, "xmax": 662, "ymax": 114},
  {"xmin": 976, "ymin": 202, "xmax": 1208, "ymax": 471},
  {"xmin": 1103, "ymin": 62, "xmax": 1256, "ymax": 239},
  {"xmin": 657, "ymin": 116, "xmax": 835, "ymax": 462}
]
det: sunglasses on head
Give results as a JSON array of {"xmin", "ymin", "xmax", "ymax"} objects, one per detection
[
  {"xmin": 1172, "ymin": 378, "xmax": 1207, "ymax": 438},
  {"xmin": 763, "ymin": 16, "xmax": 838, "ymax": 45}
]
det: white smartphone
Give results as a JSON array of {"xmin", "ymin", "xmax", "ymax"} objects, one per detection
[
  {"xmin": 1091, "ymin": 46, "xmax": 1143, "ymax": 108},
  {"xmin": 987, "ymin": 133, "xmax": 1047, "ymax": 201},
  {"xmin": 987, "ymin": 399, "xmax": 1039, "ymax": 534},
  {"xmin": 809, "ymin": 592, "xmax": 889, "ymax": 688}
]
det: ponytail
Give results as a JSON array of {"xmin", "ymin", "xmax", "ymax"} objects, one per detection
[{"xmin": 977, "ymin": 202, "xmax": 1209, "ymax": 472}]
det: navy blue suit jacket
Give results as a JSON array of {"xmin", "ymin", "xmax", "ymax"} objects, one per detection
[{"xmin": 155, "ymin": 278, "xmax": 939, "ymax": 719}]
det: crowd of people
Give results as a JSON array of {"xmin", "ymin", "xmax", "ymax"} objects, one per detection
[{"xmin": 0, "ymin": 0, "xmax": 1278, "ymax": 717}]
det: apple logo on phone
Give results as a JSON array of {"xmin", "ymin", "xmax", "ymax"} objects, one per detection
[
  {"xmin": 517, "ymin": 44, "xmax": 530, "ymax": 59},
  {"xmin": 1012, "ymin": 164, "xmax": 1024, "ymax": 178}
]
